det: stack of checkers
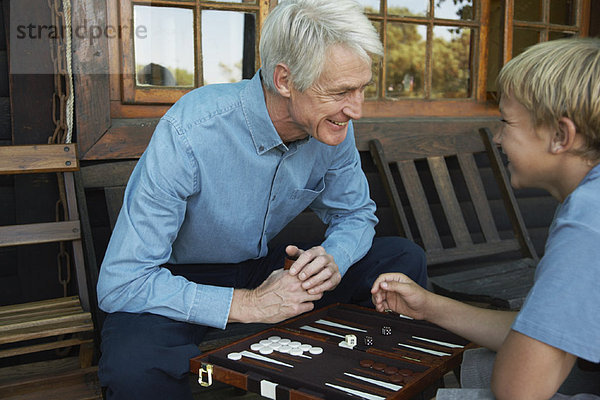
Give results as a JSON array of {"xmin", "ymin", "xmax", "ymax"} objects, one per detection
[
  {"xmin": 359, "ymin": 359, "xmax": 414, "ymax": 384},
  {"xmin": 229, "ymin": 336, "xmax": 323, "ymax": 359}
]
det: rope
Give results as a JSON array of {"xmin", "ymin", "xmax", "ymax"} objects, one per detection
[{"xmin": 63, "ymin": 0, "xmax": 74, "ymax": 144}]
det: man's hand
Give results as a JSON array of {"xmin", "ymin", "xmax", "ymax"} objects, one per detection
[
  {"xmin": 370, "ymin": 273, "xmax": 431, "ymax": 320},
  {"xmin": 285, "ymin": 245, "xmax": 342, "ymax": 296},
  {"xmin": 229, "ymin": 268, "xmax": 321, "ymax": 324}
]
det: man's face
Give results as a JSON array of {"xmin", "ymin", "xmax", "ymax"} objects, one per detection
[{"xmin": 287, "ymin": 45, "xmax": 373, "ymax": 146}]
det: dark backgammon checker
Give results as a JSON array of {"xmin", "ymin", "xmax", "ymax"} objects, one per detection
[{"xmin": 190, "ymin": 303, "xmax": 474, "ymax": 399}]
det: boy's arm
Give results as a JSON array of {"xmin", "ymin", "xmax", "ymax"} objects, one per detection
[
  {"xmin": 372, "ymin": 273, "xmax": 516, "ymax": 351},
  {"xmin": 492, "ymin": 330, "xmax": 577, "ymax": 400}
]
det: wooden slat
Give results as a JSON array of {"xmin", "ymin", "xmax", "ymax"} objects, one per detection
[
  {"xmin": 79, "ymin": 160, "xmax": 136, "ymax": 188},
  {"xmin": 0, "ymin": 362, "xmax": 101, "ymax": 400},
  {"xmin": 397, "ymin": 160, "xmax": 443, "ymax": 251},
  {"xmin": 426, "ymin": 239, "xmax": 521, "ymax": 265},
  {"xmin": 0, "ymin": 338, "xmax": 93, "ymax": 359},
  {"xmin": 457, "ymin": 152, "xmax": 500, "ymax": 242},
  {"xmin": 0, "ymin": 220, "xmax": 81, "ymax": 247},
  {"xmin": 427, "ymin": 156, "xmax": 472, "ymax": 247},
  {"xmin": 0, "ymin": 296, "xmax": 80, "ymax": 316},
  {"xmin": 0, "ymin": 310, "xmax": 92, "ymax": 333},
  {"xmin": 0, "ymin": 315, "xmax": 93, "ymax": 344},
  {"xmin": 0, "ymin": 358, "xmax": 82, "ymax": 386},
  {"xmin": 0, "ymin": 144, "xmax": 78, "ymax": 174},
  {"xmin": 368, "ymin": 140, "xmax": 412, "ymax": 240},
  {"xmin": 0, "ymin": 306, "xmax": 83, "ymax": 324},
  {"xmin": 63, "ymin": 172, "xmax": 90, "ymax": 312},
  {"xmin": 357, "ymin": 126, "xmax": 488, "ymax": 158}
]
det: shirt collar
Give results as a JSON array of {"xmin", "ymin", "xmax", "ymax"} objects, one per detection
[{"xmin": 241, "ymin": 70, "xmax": 287, "ymax": 155}]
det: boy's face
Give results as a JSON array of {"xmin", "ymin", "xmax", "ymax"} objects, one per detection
[{"xmin": 496, "ymin": 94, "xmax": 555, "ymax": 191}]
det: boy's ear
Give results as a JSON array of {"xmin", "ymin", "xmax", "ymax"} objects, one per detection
[
  {"xmin": 550, "ymin": 117, "xmax": 578, "ymax": 154},
  {"xmin": 273, "ymin": 63, "xmax": 292, "ymax": 98}
]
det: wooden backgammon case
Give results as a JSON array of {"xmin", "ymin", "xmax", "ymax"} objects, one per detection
[{"xmin": 190, "ymin": 303, "xmax": 474, "ymax": 399}]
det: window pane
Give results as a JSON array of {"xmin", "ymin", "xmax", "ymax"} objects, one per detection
[
  {"xmin": 388, "ymin": 0, "xmax": 429, "ymax": 17},
  {"xmin": 514, "ymin": 0, "xmax": 542, "ymax": 22},
  {"xmin": 134, "ymin": 6, "xmax": 195, "ymax": 87},
  {"xmin": 356, "ymin": 0, "xmax": 380, "ymax": 14},
  {"xmin": 204, "ymin": 0, "xmax": 255, "ymax": 3},
  {"xmin": 202, "ymin": 10, "xmax": 254, "ymax": 84},
  {"xmin": 385, "ymin": 23, "xmax": 426, "ymax": 98},
  {"xmin": 432, "ymin": 27, "xmax": 472, "ymax": 98},
  {"xmin": 366, "ymin": 21, "xmax": 381, "ymax": 99},
  {"xmin": 550, "ymin": 0, "xmax": 576, "ymax": 25},
  {"xmin": 513, "ymin": 28, "xmax": 540, "ymax": 57},
  {"xmin": 434, "ymin": 0, "xmax": 473, "ymax": 20}
]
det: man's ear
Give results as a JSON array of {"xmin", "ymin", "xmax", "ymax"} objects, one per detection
[
  {"xmin": 551, "ymin": 117, "xmax": 578, "ymax": 154},
  {"xmin": 273, "ymin": 63, "xmax": 292, "ymax": 98}
]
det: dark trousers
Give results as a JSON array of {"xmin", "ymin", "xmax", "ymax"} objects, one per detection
[{"xmin": 98, "ymin": 236, "xmax": 427, "ymax": 400}]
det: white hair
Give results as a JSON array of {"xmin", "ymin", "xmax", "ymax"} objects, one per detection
[{"xmin": 259, "ymin": 0, "xmax": 383, "ymax": 93}]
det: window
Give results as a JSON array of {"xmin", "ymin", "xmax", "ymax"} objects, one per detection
[
  {"xmin": 359, "ymin": 0, "xmax": 589, "ymax": 117},
  {"xmin": 359, "ymin": 0, "xmax": 478, "ymax": 101},
  {"xmin": 116, "ymin": 0, "xmax": 267, "ymax": 104},
  {"xmin": 505, "ymin": 0, "xmax": 582, "ymax": 61},
  {"xmin": 74, "ymin": 0, "xmax": 591, "ymax": 160}
]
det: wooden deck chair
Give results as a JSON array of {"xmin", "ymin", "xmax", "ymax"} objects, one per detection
[
  {"xmin": 369, "ymin": 127, "xmax": 539, "ymax": 310},
  {"xmin": 0, "ymin": 144, "xmax": 100, "ymax": 399}
]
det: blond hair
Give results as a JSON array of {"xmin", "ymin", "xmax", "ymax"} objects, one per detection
[{"xmin": 498, "ymin": 38, "xmax": 600, "ymax": 161}]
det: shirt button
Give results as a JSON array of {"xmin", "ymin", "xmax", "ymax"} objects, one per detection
[{"xmin": 259, "ymin": 145, "xmax": 265, "ymax": 152}]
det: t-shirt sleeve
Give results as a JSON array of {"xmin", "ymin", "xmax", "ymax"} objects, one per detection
[{"xmin": 512, "ymin": 218, "xmax": 600, "ymax": 363}]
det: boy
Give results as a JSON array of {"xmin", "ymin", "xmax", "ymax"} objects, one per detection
[{"xmin": 371, "ymin": 38, "xmax": 600, "ymax": 399}]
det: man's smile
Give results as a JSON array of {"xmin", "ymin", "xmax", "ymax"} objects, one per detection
[{"xmin": 328, "ymin": 119, "xmax": 348, "ymax": 127}]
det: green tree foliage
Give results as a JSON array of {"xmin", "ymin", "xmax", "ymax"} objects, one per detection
[
  {"xmin": 431, "ymin": 28, "xmax": 471, "ymax": 98},
  {"xmin": 173, "ymin": 68, "xmax": 194, "ymax": 86},
  {"xmin": 383, "ymin": 4, "xmax": 472, "ymax": 99},
  {"xmin": 385, "ymin": 20, "xmax": 425, "ymax": 98}
]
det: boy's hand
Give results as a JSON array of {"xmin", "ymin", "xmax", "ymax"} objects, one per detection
[
  {"xmin": 285, "ymin": 245, "xmax": 342, "ymax": 296},
  {"xmin": 370, "ymin": 273, "xmax": 431, "ymax": 320}
]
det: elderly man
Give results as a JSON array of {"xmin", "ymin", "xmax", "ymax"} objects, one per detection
[{"xmin": 97, "ymin": 0, "xmax": 427, "ymax": 398}]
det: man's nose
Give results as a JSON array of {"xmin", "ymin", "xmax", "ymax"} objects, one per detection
[{"xmin": 343, "ymin": 90, "xmax": 364, "ymax": 120}]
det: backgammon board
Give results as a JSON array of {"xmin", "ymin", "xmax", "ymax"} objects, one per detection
[{"xmin": 190, "ymin": 303, "xmax": 474, "ymax": 399}]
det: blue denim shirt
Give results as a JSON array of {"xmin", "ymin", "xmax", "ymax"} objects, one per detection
[{"xmin": 97, "ymin": 72, "xmax": 377, "ymax": 329}]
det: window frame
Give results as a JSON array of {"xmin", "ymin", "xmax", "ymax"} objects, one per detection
[{"xmin": 119, "ymin": 0, "xmax": 262, "ymax": 105}]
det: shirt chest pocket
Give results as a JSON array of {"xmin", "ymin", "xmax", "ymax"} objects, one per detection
[{"xmin": 289, "ymin": 177, "xmax": 325, "ymax": 210}]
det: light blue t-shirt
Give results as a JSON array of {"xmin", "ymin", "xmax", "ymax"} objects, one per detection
[
  {"xmin": 513, "ymin": 164, "xmax": 600, "ymax": 363},
  {"xmin": 96, "ymin": 72, "xmax": 378, "ymax": 330}
]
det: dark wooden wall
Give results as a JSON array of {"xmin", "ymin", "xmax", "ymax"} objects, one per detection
[
  {"xmin": 0, "ymin": 0, "xmax": 16, "ymax": 304},
  {"xmin": 0, "ymin": 0, "xmax": 72, "ymax": 306},
  {"xmin": 0, "ymin": 0, "xmax": 9, "ymax": 143}
]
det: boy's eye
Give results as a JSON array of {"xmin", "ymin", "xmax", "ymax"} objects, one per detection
[{"xmin": 500, "ymin": 118, "xmax": 508, "ymax": 124}]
